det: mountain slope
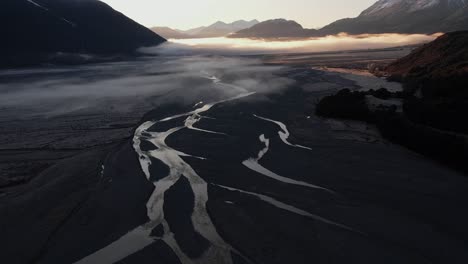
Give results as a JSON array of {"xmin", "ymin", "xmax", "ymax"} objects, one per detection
[
  {"xmin": 230, "ymin": 0, "xmax": 468, "ymax": 39},
  {"xmin": 384, "ymin": 31, "xmax": 468, "ymax": 135},
  {"xmin": 151, "ymin": 27, "xmax": 193, "ymax": 39},
  {"xmin": 385, "ymin": 31, "xmax": 468, "ymax": 134},
  {"xmin": 184, "ymin": 26, "xmax": 207, "ymax": 36},
  {"xmin": 229, "ymin": 19, "xmax": 317, "ymax": 38},
  {"xmin": 385, "ymin": 30, "xmax": 468, "ymax": 96},
  {"xmin": 316, "ymin": 31, "xmax": 468, "ymax": 168},
  {"xmin": 155, "ymin": 20, "xmax": 259, "ymax": 39},
  {"xmin": 319, "ymin": 0, "xmax": 468, "ymax": 35},
  {"xmin": 0, "ymin": 0, "xmax": 165, "ymax": 57},
  {"xmin": 194, "ymin": 20, "xmax": 259, "ymax": 37}
]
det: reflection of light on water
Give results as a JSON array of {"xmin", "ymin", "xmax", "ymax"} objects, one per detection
[{"xmin": 168, "ymin": 33, "xmax": 442, "ymax": 54}]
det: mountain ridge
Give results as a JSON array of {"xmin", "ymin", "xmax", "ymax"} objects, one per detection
[
  {"xmin": 230, "ymin": 19, "xmax": 317, "ymax": 39},
  {"xmin": 1, "ymin": 0, "xmax": 165, "ymax": 67},
  {"xmin": 230, "ymin": 0, "xmax": 468, "ymax": 39},
  {"xmin": 320, "ymin": 0, "xmax": 468, "ymax": 35},
  {"xmin": 151, "ymin": 27, "xmax": 193, "ymax": 39},
  {"xmin": 152, "ymin": 19, "xmax": 259, "ymax": 39}
]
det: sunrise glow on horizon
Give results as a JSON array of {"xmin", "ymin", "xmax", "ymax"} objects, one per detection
[
  {"xmin": 100, "ymin": 0, "xmax": 377, "ymax": 30},
  {"xmin": 137, "ymin": 33, "xmax": 440, "ymax": 56}
]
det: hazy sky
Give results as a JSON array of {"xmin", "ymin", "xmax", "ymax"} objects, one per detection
[{"xmin": 101, "ymin": 0, "xmax": 377, "ymax": 30}]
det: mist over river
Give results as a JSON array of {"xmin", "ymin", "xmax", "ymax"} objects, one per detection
[{"xmin": 1, "ymin": 40, "xmax": 468, "ymax": 264}]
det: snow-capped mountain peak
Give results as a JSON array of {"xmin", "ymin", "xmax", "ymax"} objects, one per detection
[
  {"xmin": 361, "ymin": 0, "xmax": 467, "ymax": 16},
  {"xmin": 362, "ymin": 0, "xmax": 436, "ymax": 16}
]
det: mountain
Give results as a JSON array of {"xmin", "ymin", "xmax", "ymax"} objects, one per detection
[
  {"xmin": 231, "ymin": 1, "xmax": 468, "ymax": 39},
  {"xmin": 229, "ymin": 19, "xmax": 317, "ymax": 38},
  {"xmin": 319, "ymin": 0, "xmax": 468, "ymax": 35},
  {"xmin": 384, "ymin": 30, "xmax": 468, "ymax": 133},
  {"xmin": 154, "ymin": 20, "xmax": 259, "ymax": 39},
  {"xmin": 0, "ymin": 0, "xmax": 165, "ymax": 66},
  {"xmin": 192, "ymin": 20, "xmax": 259, "ymax": 38},
  {"xmin": 385, "ymin": 30, "xmax": 468, "ymax": 96},
  {"xmin": 184, "ymin": 26, "xmax": 207, "ymax": 36},
  {"xmin": 151, "ymin": 27, "xmax": 193, "ymax": 39},
  {"xmin": 316, "ymin": 31, "xmax": 468, "ymax": 169}
]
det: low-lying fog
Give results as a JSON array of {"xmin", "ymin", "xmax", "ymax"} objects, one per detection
[
  {"xmin": 0, "ymin": 56, "xmax": 292, "ymax": 117},
  {"xmin": 160, "ymin": 33, "xmax": 440, "ymax": 54},
  {"xmin": 0, "ymin": 33, "xmax": 438, "ymax": 118}
]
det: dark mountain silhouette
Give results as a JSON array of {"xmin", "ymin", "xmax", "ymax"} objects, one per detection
[
  {"xmin": 229, "ymin": 19, "xmax": 317, "ymax": 38},
  {"xmin": 383, "ymin": 30, "xmax": 468, "ymax": 145},
  {"xmin": 231, "ymin": 0, "xmax": 468, "ymax": 39},
  {"xmin": 317, "ymin": 31, "xmax": 468, "ymax": 171},
  {"xmin": 385, "ymin": 30, "xmax": 468, "ymax": 97},
  {"xmin": 0, "ymin": 0, "xmax": 165, "ymax": 66}
]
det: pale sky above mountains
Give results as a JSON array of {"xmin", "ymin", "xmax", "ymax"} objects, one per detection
[{"xmin": 101, "ymin": 0, "xmax": 377, "ymax": 30}]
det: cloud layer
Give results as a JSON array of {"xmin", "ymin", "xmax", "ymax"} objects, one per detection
[{"xmin": 145, "ymin": 33, "xmax": 440, "ymax": 55}]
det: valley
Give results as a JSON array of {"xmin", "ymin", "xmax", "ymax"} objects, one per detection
[
  {"xmin": 2, "ymin": 1, "xmax": 468, "ymax": 263},
  {"xmin": 1, "ymin": 47, "xmax": 468, "ymax": 264}
]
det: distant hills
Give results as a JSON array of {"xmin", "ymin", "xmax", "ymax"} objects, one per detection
[
  {"xmin": 155, "ymin": 1, "xmax": 468, "ymax": 40},
  {"xmin": 1, "ymin": 0, "xmax": 165, "ymax": 66},
  {"xmin": 151, "ymin": 27, "xmax": 193, "ymax": 39},
  {"xmin": 230, "ymin": 0, "xmax": 468, "ymax": 39},
  {"xmin": 152, "ymin": 20, "xmax": 259, "ymax": 39},
  {"xmin": 230, "ymin": 19, "xmax": 317, "ymax": 38}
]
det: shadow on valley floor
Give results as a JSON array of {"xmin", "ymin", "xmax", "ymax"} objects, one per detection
[{"xmin": 1, "ymin": 49, "xmax": 468, "ymax": 264}]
